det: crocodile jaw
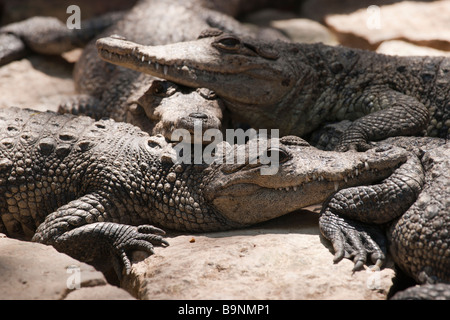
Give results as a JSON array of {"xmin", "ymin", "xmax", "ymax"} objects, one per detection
[
  {"xmin": 96, "ymin": 36, "xmax": 293, "ymax": 106},
  {"xmin": 205, "ymin": 142, "xmax": 409, "ymax": 225}
]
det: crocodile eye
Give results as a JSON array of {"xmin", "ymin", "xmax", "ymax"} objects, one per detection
[
  {"xmin": 263, "ymin": 147, "xmax": 290, "ymax": 164},
  {"xmin": 148, "ymin": 80, "xmax": 176, "ymax": 97},
  {"xmin": 148, "ymin": 140, "xmax": 161, "ymax": 149},
  {"xmin": 213, "ymin": 36, "xmax": 241, "ymax": 52}
]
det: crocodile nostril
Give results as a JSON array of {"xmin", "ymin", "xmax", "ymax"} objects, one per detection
[{"xmin": 189, "ymin": 112, "xmax": 208, "ymax": 119}]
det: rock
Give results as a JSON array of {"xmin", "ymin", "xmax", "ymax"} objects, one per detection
[
  {"xmin": 300, "ymin": 0, "xmax": 401, "ymax": 22},
  {"xmin": 271, "ymin": 18, "xmax": 338, "ymax": 45},
  {"xmin": 243, "ymin": 9, "xmax": 338, "ymax": 45},
  {"xmin": 0, "ymin": 55, "xmax": 75, "ymax": 112},
  {"xmin": 324, "ymin": 0, "xmax": 450, "ymax": 51},
  {"xmin": 122, "ymin": 210, "xmax": 395, "ymax": 300},
  {"xmin": 0, "ymin": 235, "xmax": 135, "ymax": 300},
  {"xmin": 62, "ymin": 48, "xmax": 84, "ymax": 64},
  {"xmin": 377, "ymin": 40, "xmax": 450, "ymax": 57}
]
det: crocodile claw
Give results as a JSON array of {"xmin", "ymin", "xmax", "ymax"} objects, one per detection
[
  {"xmin": 112, "ymin": 224, "xmax": 169, "ymax": 277},
  {"xmin": 319, "ymin": 208, "xmax": 386, "ymax": 271}
]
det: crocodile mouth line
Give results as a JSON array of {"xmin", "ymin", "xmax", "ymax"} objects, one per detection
[
  {"xmin": 98, "ymin": 46, "xmax": 241, "ymax": 79},
  {"xmin": 231, "ymin": 160, "xmax": 397, "ymax": 195}
]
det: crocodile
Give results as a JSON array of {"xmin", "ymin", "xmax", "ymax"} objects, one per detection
[
  {"xmin": 0, "ymin": 106, "xmax": 409, "ymax": 280},
  {"xmin": 0, "ymin": 0, "xmax": 289, "ymax": 142},
  {"xmin": 96, "ymin": 32, "xmax": 450, "ymax": 151},
  {"xmin": 318, "ymin": 136, "xmax": 449, "ymax": 299}
]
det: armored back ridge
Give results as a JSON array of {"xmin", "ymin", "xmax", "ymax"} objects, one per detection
[{"xmin": 0, "ymin": 107, "xmax": 411, "ymax": 280}]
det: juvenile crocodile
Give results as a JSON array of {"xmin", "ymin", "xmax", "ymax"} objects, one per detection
[
  {"xmin": 318, "ymin": 136, "xmax": 449, "ymax": 299},
  {"xmin": 96, "ymin": 32, "xmax": 450, "ymax": 151},
  {"xmin": 0, "ymin": 0, "xmax": 288, "ymax": 142},
  {"xmin": 0, "ymin": 106, "xmax": 408, "ymax": 279}
]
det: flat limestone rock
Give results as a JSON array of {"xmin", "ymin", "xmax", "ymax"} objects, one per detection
[
  {"xmin": 325, "ymin": 0, "xmax": 450, "ymax": 51},
  {"xmin": 123, "ymin": 211, "xmax": 395, "ymax": 300},
  {"xmin": 300, "ymin": 0, "xmax": 399, "ymax": 22},
  {"xmin": 243, "ymin": 9, "xmax": 338, "ymax": 45},
  {"xmin": 0, "ymin": 235, "xmax": 134, "ymax": 300},
  {"xmin": 0, "ymin": 55, "xmax": 75, "ymax": 112},
  {"xmin": 377, "ymin": 40, "xmax": 450, "ymax": 57},
  {"xmin": 270, "ymin": 18, "xmax": 338, "ymax": 45}
]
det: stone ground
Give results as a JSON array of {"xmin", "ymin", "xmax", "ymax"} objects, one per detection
[
  {"xmin": 0, "ymin": 0, "xmax": 449, "ymax": 300},
  {"xmin": 123, "ymin": 210, "xmax": 395, "ymax": 300},
  {"xmin": 0, "ymin": 234, "xmax": 134, "ymax": 299}
]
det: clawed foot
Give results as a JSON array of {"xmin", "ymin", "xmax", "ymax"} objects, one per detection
[
  {"xmin": 335, "ymin": 140, "xmax": 374, "ymax": 152},
  {"xmin": 319, "ymin": 208, "xmax": 386, "ymax": 271},
  {"xmin": 111, "ymin": 224, "xmax": 169, "ymax": 277}
]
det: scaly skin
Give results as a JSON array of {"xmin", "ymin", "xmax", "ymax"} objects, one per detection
[
  {"xmin": 0, "ymin": 0, "xmax": 288, "ymax": 143},
  {"xmin": 96, "ymin": 32, "xmax": 450, "ymax": 150},
  {"xmin": 0, "ymin": 106, "xmax": 408, "ymax": 278},
  {"xmin": 318, "ymin": 136, "xmax": 449, "ymax": 299}
]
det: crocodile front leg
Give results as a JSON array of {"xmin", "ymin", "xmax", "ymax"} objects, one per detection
[
  {"xmin": 0, "ymin": 12, "xmax": 124, "ymax": 66},
  {"xmin": 335, "ymin": 89, "xmax": 430, "ymax": 151},
  {"xmin": 31, "ymin": 193, "xmax": 168, "ymax": 279},
  {"xmin": 319, "ymin": 151, "xmax": 425, "ymax": 269},
  {"xmin": 0, "ymin": 33, "xmax": 28, "ymax": 65}
]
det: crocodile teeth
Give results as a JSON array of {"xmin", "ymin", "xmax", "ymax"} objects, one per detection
[
  {"xmin": 148, "ymin": 60, "xmax": 151, "ymax": 65},
  {"xmin": 344, "ymin": 176, "xmax": 348, "ymax": 183},
  {"xmin": 334, "ymin": 181, "xmax": 339, "ymax": 192},
  {"xmin": 293, "ymin": 186, "xmax": 297, "ymax": 191},
  {"xmin": 365, "ymin": 162, "xmax": 370, "ymax": 170},
  {"xmin": 141, "ymin": 55, "xmax": 145, "ymax": 62},
  {"xmin": 163, "ymin": 65, "xmax": 168, "ymax": 75},
  {"xmin": 155, "ymin": 62, "xmax": 159, "ymax": 70},
  {"xmin": 285, "ymin": 187, "xmax": 290, "ymax": 191}
]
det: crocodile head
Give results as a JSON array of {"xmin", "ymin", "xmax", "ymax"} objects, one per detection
[
  {"xmin": 96, "ymin": 33, "xmax": 296, "ymax": 107},
  {"xmin": 196, "ymin": 136, "xmax": 408, "ymax": 226},
  {"xmin": 126, "ymin": 77, "xmax": 225, "ymax": 144}
]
